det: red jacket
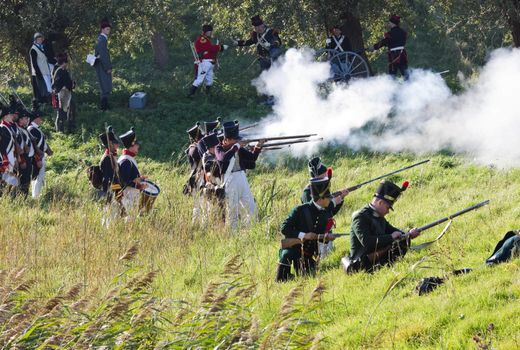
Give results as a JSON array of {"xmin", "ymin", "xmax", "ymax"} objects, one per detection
[{"xmin": 194, "ymin": 35, "xmax": 222, "ymax": 61}]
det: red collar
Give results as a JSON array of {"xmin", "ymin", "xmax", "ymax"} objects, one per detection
[
  {"xmin": 123, "ymin": 149, "xmax": 136, "ymax": 157},
  {"xmin": 104, "ymin": 149, "xmax": 118, "ymax": 156},
  {"xmin": 1, "ymin": 121, "xmax": 13, "ymax": 126}
]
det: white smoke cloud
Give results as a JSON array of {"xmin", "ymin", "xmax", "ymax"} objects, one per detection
[{"xmin": 252, "ymin": 47, "xmax": 520, "ymax": 167}]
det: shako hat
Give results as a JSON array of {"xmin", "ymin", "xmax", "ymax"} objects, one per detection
[
  {"xmin": 310, "ymin": 177, "xmax": 332, "ymax": 201},
  {"xmin": 119, "ymin": 127, "xmax": 139, "ymax": 149},
  {"xmin": 29, "ymin": 109, "xmax": 44, "ymax": 121},
  {"xmin": 202, "ymin": 133, "xmax": 219, "ymax": 149},
  {"xmin": 251, "ymin": 15, "xmax": 264, "ymax": 26},
  {"xmin": 389, "ymin": 14, "xmax": 401, "ymax": 25},
  {"xmin": 99, "ymin": 127, "xmax": 120, "ymax": 148},
  {"xmin": 222, "ymin": 120, "xmax": 240, "ymax": 140},
  {"xmin": 308, "ymin": 156, "xmax": 329, "ymax": 178},
  {"xmin": 204, "ymin": 117, "xmax": 221, "ymax": 134},
  {"xmin": 187, "ymin": 122, "xmax": 203, "ymax": 141},
  {"xmin": 374, "ymin": 180, "xmax": 409, "ymax": 208}
]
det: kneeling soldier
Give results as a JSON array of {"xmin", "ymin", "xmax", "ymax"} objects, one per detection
[
  {"xmin": 343, "ymin": 180, "xmax": 420, "ymax": 273},
  {"xmin": 276, "ymin": 176, "xmax": 343, "ymax": 282}
]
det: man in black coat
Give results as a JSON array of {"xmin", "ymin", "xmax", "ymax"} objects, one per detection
[
  {"xmin": 95, "ymin": 19, "xmax": 113, "ymax": 110},
  {"xmin": 235, "ymin": 15, "xmax": 282, "ymax": 71},
  {"xmin": 52, "ymin": 53, "xmax": 74, "ymax": 132}
]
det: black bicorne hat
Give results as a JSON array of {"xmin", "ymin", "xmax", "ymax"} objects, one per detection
[
  {"xmin": 374, "ymin": 180, "xmax": 409, "ymax": 208},
  {"xmin": 222, "ymin": 120, "xmax": 240, "ymax": 140},
  {"xmin": 202, "ymin": 133, "xmax": 219, "ymax": 149},
  {"xmin": 187, "ymin": 122, "xmax": 203, "ymax": 141},
  {"xmin": 204, "ymin": 117, "xmax": 221, "ymax": 134},
  {"xmin": 308, "ymin": 156, "xmax": 328, "ymax": 177},
  {"xmin": 119, "ymin": 127, "xmax": 139, "ymax": 149},
  {"xmin": 251, "ymin": 15, "xmax": 263, "ymax": 26},
  {"xmin": 310, "ymin": 177, "xmax": 332, "ymax": 201},
  {"xmin": 0, "ymin": 103, "xmax": 8, "ymax": 118},
  {"xmin": 99, "ymin": 127, "xmax": 120, "ymax": 148}
]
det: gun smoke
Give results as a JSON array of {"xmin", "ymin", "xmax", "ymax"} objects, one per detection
[{"xmin": 253, "ymin": 48, "xmax": 520, "ymax": 167}]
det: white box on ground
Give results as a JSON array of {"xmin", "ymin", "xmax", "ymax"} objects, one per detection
[{"xmin": 129, "ymin": 92, "xmax": 147, "ymax": 109}]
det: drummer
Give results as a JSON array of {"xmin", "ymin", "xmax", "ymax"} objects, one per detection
[{"xmin": 118, "ymin": 127, "xmax": 148, "ymax": 217}]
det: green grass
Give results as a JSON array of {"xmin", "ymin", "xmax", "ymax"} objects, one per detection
[{"xmin": 0, "ymin": 48, "xmax": 519, "ymax": 349}]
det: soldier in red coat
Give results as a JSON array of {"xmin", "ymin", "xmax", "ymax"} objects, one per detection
[
  {"xmin": 368, "ymin": 15, "xmax": 409, "ymax": 79},
  {"xmin": 188, "ymin": 24, "xmax": 229, "ymax": 97}
]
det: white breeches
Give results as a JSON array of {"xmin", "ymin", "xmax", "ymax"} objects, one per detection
[
  {"xmin": 225, "ymin": 171, "xmax": 256, "ymax": 229},
  {"xmin": 192, "ymin": 60, "xmax": 214, "ymax": 87}
]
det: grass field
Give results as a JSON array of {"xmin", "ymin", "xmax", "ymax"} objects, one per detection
[{"xmin": 0, "ymin": 51, "xmax": 519, "ymax": 349}]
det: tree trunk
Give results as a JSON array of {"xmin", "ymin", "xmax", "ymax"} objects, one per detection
[
  {"xmin": 150, "ymin": 31, "xmax": 169, "ymax": 70},
  {"xmin": 339, "ymin": 10, "xmax": 373, "ymax": 75},
  {"xmin": 510, "ymin": 18, "xmax": 520, "ymax": 47}
]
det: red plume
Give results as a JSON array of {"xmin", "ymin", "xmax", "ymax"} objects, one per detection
[
  {"xmin": 401, "ymin": 180, "xmax": 410, "ymax": 191},
  {"xmin": 326, "ymin": 167, "xmax": 333, "ymax": 179}
]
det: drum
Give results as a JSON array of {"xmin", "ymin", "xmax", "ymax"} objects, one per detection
[{"xmin": 139, "ymin": 179, "xmax": 160, "ymax": 214}]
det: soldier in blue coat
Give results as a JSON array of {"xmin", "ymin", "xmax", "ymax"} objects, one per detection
[
  {"xmin": 94, "ymin": 19, "xmax": 113, "ymax": 110},
  {"xmin": 118, "ymin": 128, "xmax": 147, "ymax": 216}
]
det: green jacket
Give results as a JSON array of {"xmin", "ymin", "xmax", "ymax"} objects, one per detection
[
  {"xmin": 349, "ymin": 204, "xmax": 402, "ymax": 259},
  {"xmin": 282, "ymin": 202, "xmax": 335, "ymax": 255}
]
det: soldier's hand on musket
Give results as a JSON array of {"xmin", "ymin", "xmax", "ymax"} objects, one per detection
[
  {"xmin": 391, "ymin": 231, "xmax": 403, "ymax": 240},
  {"xmin": 303, "ymin": 232, "xmax": 318, "ymax": 240},
  {"xmin": 408, "ymin": 228, "xmax": 420, "ymax": 239},
  {"xmin": 256, "ymin": 138, "xmax": 267, "ymax": 148},
  {"xmin": 324, "ymin": 233, "xmax": 337, "ymax": 241},
  {"xmin": 238, "ymin": 140, "xmax": 249, "ymax": 148}
]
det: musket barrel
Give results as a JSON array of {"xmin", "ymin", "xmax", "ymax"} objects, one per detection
[
  {"xmin": 417, "ymin": 200, "xmax": 490, "ymax": 232},
  {"xmin": 242, "ymin": 133, "xmax": 318, "ymax": 143},
  {"xmin": 332, "ymin": 159, "xmax": 430, "ymax": 196},
  {"xmin": 263, "ymin": 138, "xmax": 323, "ymax": 148}
]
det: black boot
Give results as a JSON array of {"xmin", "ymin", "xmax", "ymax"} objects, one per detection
[
  {"xmin": 55, "ymin": 109, "xmax": 65, "ymax": 132},
  {"xmin": 100, "ymin": 97, "xmax": 109, "ymax": 111},
  {"xmin": 205, "ymin": 85, "xmax": 212, "ymax": 95},
  {"xmin": 275, "ymin": 264, "xmax": 293, "ymax": 283},
  {"xmin": 187, "ymin": 85, "xmax": 198, "ymax": 98}
]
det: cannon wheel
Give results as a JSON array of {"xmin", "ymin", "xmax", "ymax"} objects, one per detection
[{"xmin": 315, "ymin": 49, "xmax": 370, "ymax": 83}]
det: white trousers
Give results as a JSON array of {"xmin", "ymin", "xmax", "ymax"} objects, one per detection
[
  {"xmin": 121, "ymin": 187, "xmax": 141, "ymax": 219},
  {"xmin": 192, "ymin": 60, "xmax": 214, "ymax": 87},
  {"xmin": 31, "ymin": 156, "xmax": 46, "ymax": 198},
  {"xmin": 225, "ymin": 171, "xmax": 256, "ymax": 229}
]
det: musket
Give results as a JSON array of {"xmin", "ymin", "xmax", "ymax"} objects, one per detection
[
  {"xmin": 0, "ymin": 92, "xmax": 9, "ymax": 104},
  {"xmin": 105, "ymin": 124, "xmax": 122, "ymax": 203},
  {"xmin": 241, "ymin": 133, "xmax": 318, "ymax": 143},
  {"xmin": 332, "ymin": 159, "xmax": 430, "ymax": 196},
  {"xmin": 189, "ymin": 40, "xmax": 200, "ymax": 64},
  {"xmin": 10, "ymin": 88, "xmax": 28, "ymax": 110},
  {"xmin": 239, "ymin": 122, "xmax": 259, "ymax": 132},
  {"xmin": 262, "ymin": 138, "xmax": 323, "ymax": 148},
  {"xmin": 415, "ymin": 200, "xmax": 490, "ymax": 234},
  {"xmin": 366, "ymin": 200, "xmax": 490, "ymax": 260},
  {"xmin": 281, "ymin": 233, "xmax": 349, "ymax": 249}
]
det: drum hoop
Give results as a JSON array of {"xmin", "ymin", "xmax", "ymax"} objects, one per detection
[{"xmin": 142, "ymin": 179, "xmax": 160, "ymax": 196}]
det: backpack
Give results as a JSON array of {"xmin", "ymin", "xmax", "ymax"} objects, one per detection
[
  {"xmin": 87, "ymin": 165, "xmax": 103, "ymax": 189},
  {"xmin": 486, "ymin": 230, "xmax": 520, "ymax": 265}
]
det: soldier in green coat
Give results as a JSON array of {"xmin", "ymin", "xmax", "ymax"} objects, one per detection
[
  {"xmin": 276, "ymin": 176, "xmax": 347, "ymax": 282},
  {"xmin": 301, "ymin": 156, "xmax": 348, "ymax": 258},
  {"xmin": 342, "ymin": 180, "xmax": 420, "ymax": 273}
]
